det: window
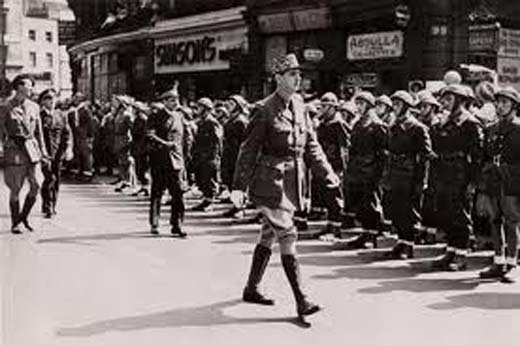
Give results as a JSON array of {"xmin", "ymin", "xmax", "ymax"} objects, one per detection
[
  {"xmin": 29, "ymin": 52, "xmax": 37, "ymax": 67},
  {"xmin": 45, "ymin": 31, "xmax": 53, "ymax": 42},
  {"xmin": 46, "ymin": 53, "xmax": 53, "ymax": 68},
  {"xmin": 28, "ymin": 30, "xmax": 36, "ymax": 41}
]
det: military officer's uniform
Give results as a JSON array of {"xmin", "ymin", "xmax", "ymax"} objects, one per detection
[
  {"xmin": 113, "ymin": 97, "xmax": 135, "ymax": 192},
  {"xmin": 233, "ymin": 54, "xmax": 340, "ymax": 320}
]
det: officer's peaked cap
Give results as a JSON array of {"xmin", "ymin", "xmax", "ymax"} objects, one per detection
[{"xmin": 271, "ymin": 53, "xmax": 301, "ymax": 75}]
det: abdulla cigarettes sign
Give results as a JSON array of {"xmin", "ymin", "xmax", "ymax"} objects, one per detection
[{"xmin": 347, "ymin": 31, "xmax": 404, "ymax": 60}]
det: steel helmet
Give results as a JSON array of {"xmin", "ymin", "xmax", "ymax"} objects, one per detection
[
  {"xmin": 376, "ymin": 95, "xmax": 393, "ymax": 108},
  {"xmin": 495, "ymin": 86, "xmax": 520, "ymax": 104},
  {"xmin": 320, "ymin": 92, "xmax": 339, "ymax": 106},
  {"xmin": 197, "ymin": 97, "xmax": 214, "ymax": 110},
  {"xmin": 229, "ymin": 94, "xmax": 248, "ymax": 110},
  {"xmin": 475, "ymin": 81, "xmax": 496, "ymax": 102},
  {"xmin": 355, "ymin": 91, "xmax": 376, "ymax": 107},
  {"xmin": 440, "ymin": 84, "xmax": 467, "ymax": 98},
  {"xmin": 390, "ymin": 90, "xmax": 416, "ymax": 107},
  {"xmin": 418, "ymin": 92, "xmax": 441, "ymax": 108},
  {"xmin": 443, "ymin": 70, "xmax": 462, "ymax": 85}
]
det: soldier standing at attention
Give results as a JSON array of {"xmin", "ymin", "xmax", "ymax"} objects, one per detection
[
  {"xmin": 384, "ymin": 91, "xmax": 432, "ymax": 259},
  {"xmin": 146, "ymin": 87, "xmax": 188, "ymax": 238},
  {"xmin": 477, "ymin": 87, "xmax": 520, "ymax": 282},
  {"xmin": 191, "ymin": 98, "xmax": 223, "ymax": 212},
  {"xmin": 39, "ymin": 89, "xmax": 72, "ymax": 218},
  {"xmin": 221, "ymin": 94, "xmax": 249, "ymax": 218},
  {"xmin": 231, "ymin": 54, "xmax": 341, "ymax": 323},
  {"xmin": 1, "ymin": 75, "xmax": 49, "ymax": 233},
  {"xmin": 430, "ymin": 84, "xmax": 484, "ymax": 271},
  {"xmin": 342, "ymin": 91, "xmax": 388, "ymax": 249}
]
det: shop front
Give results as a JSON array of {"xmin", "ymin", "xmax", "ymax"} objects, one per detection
[{"xmin": 151, "ymin": 6, "xmax": 249, "ymax": 101}]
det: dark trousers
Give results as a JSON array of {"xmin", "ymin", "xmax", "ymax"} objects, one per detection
[
  {"xmin": 387, "ymin": 182, "xmax": 421, "ymax": 242},
  {"xmin": 135, "ymin": 153, "xmax": 149, "ymax": 186},
  {"xmin": 195, "ymin": 163, "xmax": 219, "ymax": 199},
  {"xmin": 74, "ymin": 140, "xmax": 93, "ymax": 175},
  {"xmin": 41, "ymin": 159, "xmax": 61, "ymax": 214},
  {"xmin": 344, "ymin": 182, "xmax": 384, "ymax": 230},
  {"xmin": 435, "ymin": 186, "xmax": 473, "ymax": 249},
  {"xmin": 149, "ymin": 168, "xmax": 185, "ymax": 228}
]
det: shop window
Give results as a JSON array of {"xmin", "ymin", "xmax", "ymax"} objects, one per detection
[
  {"xmin": 29, "ymin": 52, "xmax": 37, "ymax": 67},
  {"xmin": 28, "ymin": 30, "xmax": 36, "ymax": 41},
  {"xmin": 46, "ymin": 53, "xmax": 53, "ymax": 68},
  {"xmin": 45, "ymin": 32, "xmax": 53, "ymax": 42}
]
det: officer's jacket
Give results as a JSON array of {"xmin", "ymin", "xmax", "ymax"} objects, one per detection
[
  {"xmin": 146, "ymin": 107, "xmax": 185, "ymax": 171},
  {"xmin": 40, "ymin": 107, "xmax": 71, "ymax": 161},
  {"xmin": 316, "ymin": 111, "xmax": 350, "ymax": 174},
  {"xmin": 1, "ymin": 97, "xmax": 47, "ymax": 166},
  {"xmin": 222, "ymin": 111, "xmax": 248, "ymax": 184},
  {"xmin": 479, "ymin": 117, "xmax": 520, "ymax": 196},
  {"xmin": 113, "ymin": 107, "xmax": 134, "ymax": 153},
  {"xmin": 385, "ymin": 114, "xmax": 432, "ymax": 188},
  {"xmin": 233, "ymin": 93, "xmax": 337, "ymax": 211},
  {"xmin": 192, "ymin": 114, "xmax": 223, "ymax": 166},
  {"xmin": 430, "ymin": 108, "xmax": 484, "ymax": 189},
  {"xmin": 345, "ymin": 111, "xmax": 388, "ymax": 186}
]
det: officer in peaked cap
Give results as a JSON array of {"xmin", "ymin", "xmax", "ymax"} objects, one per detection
[
  {"xmin": 430, "ymin": 82, "xmax": 484, "ymax": 272},
  {"xmin": 231, "ymin": 53, "xmax": 340, "ymax": 322},
  {"xmin": 384, "ymin": 90, "xmax": 433, "ymax": 260},
  {"xmin": 191, "ymin": 96, "xmax": 223, "ymax": 212},
  {"xmin": 376, "ymin": 95, "xmax": 396, "ymax": 126},
  {"xmin": 477, "ymin": 85, "xmax": 520, "ymax": 282}
]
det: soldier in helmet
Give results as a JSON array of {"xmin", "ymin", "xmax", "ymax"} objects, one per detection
[
  {"xmin": 384, "ymin": 91, "xmax": 433, "ymax": 259},
  {"xmin": 430, "ymin": 84, "xmax": 484, "ymax": 271},
  {"xmin": 230, "ymin": 54, "xmax": 340, "ymax": 322},
  {"xmin": 191, "ymin": 97, "xmax": 223, "ymax": 212},
  {"xmin": 221, "ymin": 94, "xmax": 249, "ymax": 218},
  {"xmin": 476, "ymin": 87, "xmax": 520, "ymax": 282},
  {"xmin": 375, "ymin": 95, "xmax": 395, "ymax": 127},
  {"xmin": 146, "ymin": 86, "xmax": 188, "ymax": 237},
  {"xmin": 342, "ymin": 91, "xmax": 388, "ymax": 249}
]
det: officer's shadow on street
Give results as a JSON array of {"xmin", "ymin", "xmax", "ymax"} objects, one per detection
[
  {"xmin": 56, "ymin": 299, "xmax": 307, "ymax": 337},
  {"xmin": 428, "ymin": 292, "xmax": 520, "ymax": 310}
]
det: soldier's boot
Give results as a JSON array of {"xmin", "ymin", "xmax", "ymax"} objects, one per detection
[
  {"xmin": 171, "ymin": 216, "xmax": 187, "ymax": 238},
  {"xmin": 479, "ymin": 263, "xmax": 506, "ymax": 279},
  {"xmin": 10, "ymin": 200, "xmax": 22, "ymax": 234},
  {"xmin": 150, "ymin": 198, "xmax": 161, "ymax": 235},
  {"xmin": 501, "ymin": 260, "xmax": 517, "ymax": 284},
  {"xmin": 448, "ymin": 253, "xmax": 468, "ymax": 272},
  {"xmin": 343, "ymin": 232, "xmax": 374, "ymax": 250},
  {"xmin": 385, "ymin": 242, "xmax": 413, "ymax": 260},
  {"xmin": 242, "ymin": 245, "xmax": 275, "ymax": 306},
  {"xmin": 316, "ymin": 223, "xmax": 342, "ymax": 240},
  {"xmin": 19, "ymin": 196, "xmax": 37, "ymax": 232},
  {"xmin": 431, "ymin": 250, "xmax": 456, "ymax": 271},
  {"xmin": 281, "ymin": 254, "xmax": 321, "ymax": 318},
  {"xmin": 192, "ymin": 199, "xmax": 213, "ymax": 212},
  {"xmin": 222, "ymin": 206, "xmax": 242, "ymax": 218}
]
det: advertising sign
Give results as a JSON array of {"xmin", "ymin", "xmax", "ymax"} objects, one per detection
[
  {"xmin": 498, "ymin": 57, "xmax": 520, "ymax": 90},
  {"xmin": 258, "ymin": 7, "xmax": 331, "ymax": 34},
  {"xmin": 498, "ymin": 28, "xmax": 520, "ymax": 58},
  {"xmin": 347, "ymin": 31, "xmax": 404, "ymax": 60}
]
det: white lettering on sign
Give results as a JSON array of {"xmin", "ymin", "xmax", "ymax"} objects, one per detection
[
  {"xmin": 347, "ymin": 31, "xmax": 404, "ymax": 60},
  {"xmin": 499, "ymin": 28, "xmax": 520, "ymax": 58},
  {"xmin": 498, "ymin": 57, "xmax": 520, "ymax": 91},
  {"xmin": 258, "ymin": 7, "xmax": 331, "ymax": 34}
]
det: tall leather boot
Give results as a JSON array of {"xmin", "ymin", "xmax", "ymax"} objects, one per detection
[
  {"xmin": 149, "ymin": 197, "xmax": 161, "ymax": 235},
  {"xmin": 243, "ymin": 245, "xmax": 275, "ymax": 305},
  {"xmin": 19, "ymin": 196, "xmax": 37, "ymax": 232},
  {"xmin": 9, "ymin": 200, "xmax": 22, "ymax": 234},
  {"xmin": 281, "ymin": 254, "xmax": 321, "ymax": 317}
]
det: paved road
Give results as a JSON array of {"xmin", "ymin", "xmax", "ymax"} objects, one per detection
[{"xmin": 1, "ymin": 171, "xmax": 520, "ymax": 345}]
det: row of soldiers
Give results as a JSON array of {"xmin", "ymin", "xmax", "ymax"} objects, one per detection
[{"xmin": 298, "ymin": 80, "xmax": 520, "ymax": 283}]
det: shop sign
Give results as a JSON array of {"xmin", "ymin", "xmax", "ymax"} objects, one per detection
[
  {"xmin": 497, "ymin": 57, "xmax": 520, "ymax": 90},
  {"xmin": 347, "ymin": 31, "xmax": 404, "ymax": 60},
  {"xmin": 469, "ymin": 24, "xmax": 498, "ymax": 52},
  {"xmin": 58, "ymin": 20, "xmax": 76, "ymax": 46},
  {"xmin": 344, "ymin": 73, "xmax": 378, "ymax": 87},
  {"xmin": 258, "ymin": 7, "xmax": 331, "ymax": 34},
  {"xmin": 155, "ymin": 27, "xmax": 246, "ymax": 74},
  {"xmin": 498, "ymin": 28, "xmax": 520, "ymax": 58},
  {"xmin": 303, "ymin": 49, "xmax": 324, "ymax": 62}
]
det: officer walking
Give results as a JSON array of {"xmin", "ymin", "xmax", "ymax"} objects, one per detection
[
  {"xmin": 231, "ymin": 54, "xmax": 341, "ymax": 322},
  {"xmin": 191, "ymin": 98, "xmax": 223, "ymax": 212},
  {"xmin": 39, "ymin": 89, "xmax": 72, "ymax": 218},
  {"xmin": 221, "ymin": 94, "xmax": 249, "ymax": 217},
  {"xmin": 146, "ymin": 87, "xmax": 188, "ymax": 237},
  {"xmin": 477, "ymin": 87, "xmax": 520, "ymax": 282},
  {"xmin": 1, "ymin": 74, "xmax": 49, "ymax": 233},
  {"xmin": 384, "ymin": 91, "xmax": 433, "ymax": 259},
  {"xmin": 430, "ymin": 84, "xmax": 484, "ymax": 271},
  {"xmin": 342, "ymin": 91, "xmax": 388, "ymax": 249}
]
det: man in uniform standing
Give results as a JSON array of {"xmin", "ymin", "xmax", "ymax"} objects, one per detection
[
  {"xmin": 39, "ymin": 89, "xmax": 72, "ymax": 218},
  {"xmin": 342, "ymin": 91, "xmax": 388, "ymax": 249},
  {"xmin": 221, "ymin": 94, "xmax": 249, "ymax": 217},
  {"xmin": 477, "ymin": 87, "xmax": 520, "ymax": 282},
  {"xmin": 146, "ymin": 87, "xmax": 187, "ymax": 237},
  {"xmin": 192, "ymin": 98, "xmax": 223, "ymax": 212},
  {"xmin": 384, "ymin": 91, "xmax": 433, "ymax": 259},
  {"xmin": 431, "ymin": 84, "xmax": 484, "ymax": 271},
  {"xmin": 71, "ymin": 93, "xmax": 94, "ymax": 181},
  {"xmin": 231, "ymin": 54, "xmax": 341, "ymax": 322},
  {"xmin": 1, "ymin": 75, "xmax": 48, "ymax": 233}
]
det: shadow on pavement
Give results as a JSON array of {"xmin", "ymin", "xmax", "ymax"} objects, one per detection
[
  {"xmin": 428, "ymin": 292, "xmax": 520, "ymax": 310},
  {"xmin": 37, "ymin": 231, "xmax": 172, "ymax": 245},
  {"xmin": 297, "ymin": 254, "xmax": 381, "ymax": 267},
  {"xmin": 358, "ymin": 277, "xmax": 482, "ymax": 294},
  {"xmin": 56, "ymin": 299, "xmax": 304, "ymax": 337},
  {"xmin": 312, "ymin": 264, "xmax": 426, "ymax": 281}
]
